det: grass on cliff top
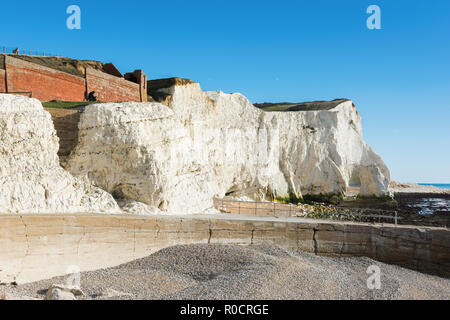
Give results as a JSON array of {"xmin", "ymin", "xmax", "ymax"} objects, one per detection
[
  {"xmin": 255, "ymin": 104, "xmax": 296, "ymax": 112},
  {"xmin": 9, "ymin": 55, "xmax": 104, "ymax": 77},
  {"xmin": 254, "ymin": 99, "xmax": 350, "ymax": 112},
  {"xmin": 42, "ymin": 101, "xmax": 107, "ymax": 109}
]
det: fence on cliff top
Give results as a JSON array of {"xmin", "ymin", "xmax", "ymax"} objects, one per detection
[{"xmin": 1, "ymin": 45, "xmax": 62, "ymax": 57}]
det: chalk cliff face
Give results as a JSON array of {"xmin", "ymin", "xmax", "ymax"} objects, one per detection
[
  {"xmin": 66, "ymin": 82, "xmax": 390, "ymax": 214},
  {"xmin": 0, "ymin": 94, "xmax": 120, "ymax": 214}
]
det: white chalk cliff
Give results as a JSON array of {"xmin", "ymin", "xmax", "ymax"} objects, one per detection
[
  {"xmin": 66, "ymin": 82, "xmax": 390, "ymax": 214},
  {"xmin": 0, "ymin": 94, "xmax": 120, "ymax": 214}
]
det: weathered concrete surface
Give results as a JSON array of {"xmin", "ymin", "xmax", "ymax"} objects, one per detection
[{"xmin": 0, "ymin": 214, "xmax": 448, "ymax": 284}]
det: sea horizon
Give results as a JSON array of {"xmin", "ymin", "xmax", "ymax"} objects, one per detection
[{"xmin": 418, "ymin": 183, "xmax": 450, "ymax": 190}]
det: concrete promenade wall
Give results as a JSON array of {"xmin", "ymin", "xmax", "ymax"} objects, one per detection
[{"xmin": 0, "ymin": 214, "xmax": 448, "ymax": 284}]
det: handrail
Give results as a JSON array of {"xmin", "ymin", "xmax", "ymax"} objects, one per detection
[
  {"xmin": 216, "ymin": 197, "xmax": 396, "ymax": 213},
  {"xmin": 214, "ymin": 197, "xmax": 399, "ymax": 226}
]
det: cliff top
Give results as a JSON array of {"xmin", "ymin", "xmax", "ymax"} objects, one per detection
[
  {"xmin": 254, "ymin": 98, "xmax": 351, "ymax": 112},
  {"xmin": 3, "ymin": 54, "xmax": 105, "ymax": 77},
  {"xmin": 148, "ymin": 77, "xmax": 196, "ymax": 91},
  {"xmin": 147, "ymin": 77, "xmax": 197, "ymax": 104}
]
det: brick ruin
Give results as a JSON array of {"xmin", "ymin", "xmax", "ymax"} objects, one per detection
[
  {"xmin": 0, "ymin": 54, "xmax": 197, "ymax": 160},
  {"xmin": 0, "ymin": 54, "xmax": 147, "ymax": 102}
]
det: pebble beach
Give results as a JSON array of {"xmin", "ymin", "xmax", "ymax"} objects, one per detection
[{"xmin": 1, "ymin": 244, "xmax": 449, "ymax": 300}]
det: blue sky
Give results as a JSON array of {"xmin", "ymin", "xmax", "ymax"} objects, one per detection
[{"xmin": 1, "ymin": 0, "xmax": 449, "ymax": 182}]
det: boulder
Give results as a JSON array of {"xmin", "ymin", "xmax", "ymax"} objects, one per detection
[{"xmin": 44, "ymin": 284, "xmax": 84, "ymax": 300}]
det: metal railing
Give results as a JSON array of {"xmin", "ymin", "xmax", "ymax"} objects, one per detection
[
  {"xmin": 214, "ymin": 198, "xmax": 300, "ymax": 217},
  {"xmin": 331, "ymin": 204, "xmax": 398, "ymax": 224},
  {"xmin": 214, "ymin": 197, "xmax": 399, "ymax": 226},
  {"xmin": 1, "ymin": 46, "xmax": 62, "ymax": 57}
]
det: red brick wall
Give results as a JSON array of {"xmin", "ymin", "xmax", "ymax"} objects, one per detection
[
  {"xmin": 0, "ymin": 69, "xmax": 6, "ymax": 93},
  {"xmin": 2, "ymin": 56, "xmax": 142, "ymax": 102},
  {"xmin": 5, "ymin": 56, "xmax": 86, "ymax": 101},
  {"xmin": 85, "ymin": 68, "xmax": 140, "ymax": 102}
]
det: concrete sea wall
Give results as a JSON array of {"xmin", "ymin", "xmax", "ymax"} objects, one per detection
[{"xmin": 0, "ymin": 214, "xmax": 448, "ymax": 284}]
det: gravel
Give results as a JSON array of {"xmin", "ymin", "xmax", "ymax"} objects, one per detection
[{"xmin": 1, "ymin": 244, "xmax": 449, "ymax": 300}]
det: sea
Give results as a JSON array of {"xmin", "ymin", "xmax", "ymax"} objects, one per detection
[
  {"xmin": 410, "ymin": 183, "xmax": 450, "ymax": 215},
  {"xmin": 418, "ymin": 183, "xmax": 450, "ymax": 190}
]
